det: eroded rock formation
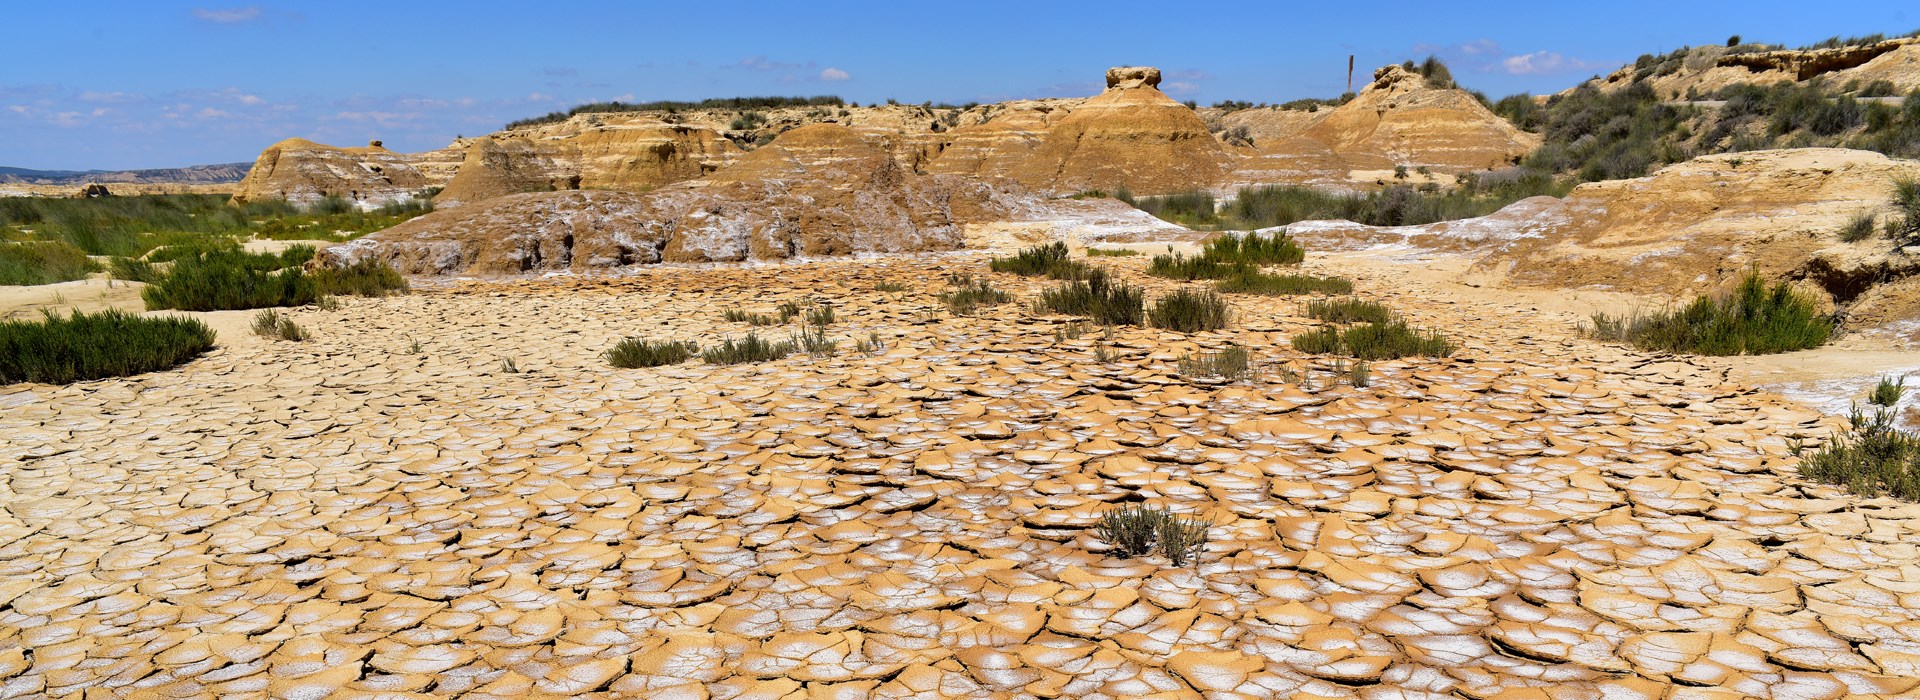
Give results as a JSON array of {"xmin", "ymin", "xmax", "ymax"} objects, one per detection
[
  {"xmin": 1587, "ymin": 37, "xmax": 1920, "ymax": 97},
  {"xmin": 433, "ymin": 123, "xmax": 742, "ymax": 207},
  {"xmin": 231, "ymin": 138, "xmax": 447, "ymax": 207}
]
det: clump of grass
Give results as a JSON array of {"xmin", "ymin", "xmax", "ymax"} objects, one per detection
[
  {"xmin": 1214, "ymin": 269, "xmax": 1352, "ymax": 296},
  {"xmin": 107, "ymin": 256, "xmax": 160, "ymax": 284},
  {"xmin": 499, "ymin": 357, "xmax": 521, "ymax": 374},
  {"xmin": 1350, "ymin": 359, "xmax": 1372, "ymax": 387},
  {"xmin": 1872, "ymin": 375, "xmax": 1908, "ymax": 407},
  {"xmin": 313, "ymin": 259, "xmax": 409, "ymax": 297},
  {"xmin": 792, "ymin": 322, "xmax": 836, "ymax": 357},
  {"xmin": 1306, "ymin": 297, "xmax": 1395, "ymax": 325},
  {"xmin": 1149, "ymin": 288, "xmax": 1232, "ymax": 332},
  {"xmin": 0, "ymin": 309, "xmax": 214, "ymax": 384},
  {"xmin": 1840, "ymin": 213, "xmax": 1877, "ymax": 243},
  {"xmin": 605, "ymin": 338, "xmax": 699, "ymax": 368},
  {"xmin": 1200, "ymin": 231, "xmax": 1305, "ymax": 266},
  {"xmin": 702, "ymin": 332, "xmax": 794, "ymax": 365},
  {"xmin": 1293, "ymin": 322, "xmax": 1454, "ymax": 359},
  {"xmin": 805, "ymin": 302, "xmax": 835, "ymax": 327},
  {"xmin": 251, "ymin": 309, "xmax": 307, "ymax": 341},
  {"xmin": 875, "ymin": 281, "xmax": 909, "ymax": 292},
  {"xmin": 141, "ymin": 248, "xmax": 320, "ymax": 311},
  {"xmin": 722, "ymin": 308, "xmax": 785, "ymax": 326},
  {"xmin": 856, "ymin": 332, "xmax": 886, "ymax": 355},
  {"xmin": 1798, "ymin": 404, "xmax": 1920, "ymax": 500},
  {"xmin": 1054, "ymin": 321, "xmax": 1089, "ymax": 342},
  {"xmin": 1145, "ymin": 250, "xmax": 1243, "ymax": 281},
  {"xmin": 990, "ymin": 242, "xmax": 1086, "ymax": 279},
  {"xmin": 0, "ymin": 241, "xmax": 99, "ymax": 286},
  {"xmin": 1586, "ymin": 270, "xmax": 1832, "ymax": 355},
  {"xmin": 940, "ymin": 277, "xmax": 1013, "ymax": 316},
  {"xmin": 1889, "ymin": 179, "xmax": 1920, "ymax": 244},
  {"xmin": 1085, "ymin": 247, "xmax": 1141, "ymax": 257},
  {"xmin": 1095, "ymin": 504, "xmax": 1209, "ymax": 566},
  {"xmin": 1035, "ymin": 267, "xmax": 1144, "ymax": 326},
  {"xmin": 1177, "ymin": 344, "xmax": 1252, "ymax": 381}
]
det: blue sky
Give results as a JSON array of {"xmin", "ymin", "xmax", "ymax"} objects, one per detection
[{"xmin": 3, "ymin": 1, "xmax": 1915, "ymax": 170}]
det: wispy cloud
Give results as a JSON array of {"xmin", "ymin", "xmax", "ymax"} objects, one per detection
[
  {"xmin": 819, "ymin": 68, "xmax": 850, "ymax": 82},
  {"xmin": 191, "ymin": 7, "xmax": 262, "ymax": 24},
  {"xmin": 1501, "ymin": 51, "xmax": 1610, "ymax": 75}
]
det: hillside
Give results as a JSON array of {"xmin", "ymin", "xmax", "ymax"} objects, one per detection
[{"xmin": 0, "ymin": 162, "xmax": 250, "ymax": 185}]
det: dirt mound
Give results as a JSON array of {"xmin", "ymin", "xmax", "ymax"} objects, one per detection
[
  {"xmin": 928, "ymin": 67, "xmax": 1232, "ymax": 195},
  {"xmin": 231, "ymin": 138, "xmax": 447, "ymax": 207},
  {"xmin": 1587, "ymin": 38, "xmax": 1920, "ymax": 98},
  {"xmin": 1220, "ymin": 65, "xmax": 1539, "ymax": 190},
  {"xmin": 1286, "ymin": 148, "xmax": 1920, "ymax": 334}
]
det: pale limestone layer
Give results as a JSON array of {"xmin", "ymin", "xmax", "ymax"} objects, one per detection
[{"xmin": 1, "ymin": 255, "xmax": 1916, "ymax": 698}]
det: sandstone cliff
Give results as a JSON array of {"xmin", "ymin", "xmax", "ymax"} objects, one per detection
[
  {"xmin": 1586, "ymin": 37, "xmax": 1920, "ymax": 98},
  {"xmin": 433, "ymin": 122, "xmax": 741, "ymax": 207},
  {"xmin": 1283, "ymin": 148, "xmax": 1920, "ymax": 333},
  {"xmin": 1219, "ymin": 65, "xmax": 1540, "ymax": 190},
  {"xmin": 231, "ymin": 138, "xmax": 451, "ymax": 207}
]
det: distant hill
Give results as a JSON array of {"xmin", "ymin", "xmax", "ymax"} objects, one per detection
[{"xmin": 0, "ymin": 162, "xmax": 251, "ymax": 185}]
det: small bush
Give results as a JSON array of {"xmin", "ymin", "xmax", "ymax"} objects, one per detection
[
  {"xmin": 792, "ymin": 322, "xmax": 836, "ymax": 357},
  {"xmin": 1177, "ymin": 344, "xmax": 1252, "ymax": 381},
  {"xmin": 1350, "ymin": 359, "xmax": 1372, "ymax": 387},
  {"xmin": 1294, "ymin": 321, "xmax": 1454, "ymax": 359},
  {"xmin": 0, "ymin": 241, "xmax": 98, "ymax": 286},
  {"xmin": 1840, "ymin": 213, "xmax": 1877, "ymax": 243},
  {"xmin": 605, "ymin": 338, "xmax": 699, "ymax": 368},
  {"xmin": 0, "ymin": 309, "xmax": 214, "ymax": 384},
  {"xmin": 1586, "ymin": 270, "xmax": 1832, "ymax": 355},
  {"xmin": 1158, "ymin": 514, "xmax": 1210, "ymax": 567},
  {"xmin": 1035, "ymin": 267, "xmax": 1145, "ymax": 326},
  {"xmin": 313, "ymin": 259, "xmax": 409, "ymax": 297},
  {"xmin": 723, "ymin": 308, "xmax": 786, "ymax": 326},
  {"xmin": 856, "ymin": 332, "xmax": 886, "ymax": 355},
  {"xmin": 108, "ymin": 257, "xmax": 160, "ymax": 284},
  {"xmin": 499, "ymin": 357, "xmax": 521, "ymax": 374},
  {"xmin": 251, "ymin": 309, "xmax": 306, "ymax": 341},
  {"xmin": 1096, "ymin": 504, "xmax": 1208, "ymax": 565},
  {"xmin": 1798, "ymin": 405, "xmax": 1920, "ymax": 500},
  {"xmin": 1085, "ymin": 247, "xmax": 1140, "ymax": 257},
  {"xmin": 1200, "ymin": 231, "xmax": 1304, "ymax": 266},
  {"xmin": 141, "ymin": 249, "xmax": 319, "ymax": 311},
  {"xmin": 702, "ymin": 332, "xmax": 794, "ymax": 365},
  {"xmin": 1872, "ymin": 375, "xmax": 1908, "ymax": 407},
  {"xmin": 1149, "ymin": 288, "xmax": 1232, "ymax": 332},
  {"xmin": 990, "ymin": 242, "xmax": 1085, "ymax": 279},
  {"xmin": 941, "ymin": 278, "xmax": 1013, "ymax": 316},
  {"xmin": 875, "ymin": 281, "xmax": 909, "ymax": 292},
  {"xmin": 1145, "ymin": 251, "xmax": 1243, "ymax": 280},
  {"xmin": 1306, "ymin": 297, "xmax": 1395, "ymax": 325},
  {"xmin": 1132, "ymin": 191, "xmax": 1219, "ymax": 228},
  {"xmin": 1215, "ymin": 269, "xmax": 1352, "ymax": 296},
  {"xmin": 1890, "ymin": 179, "xmax": 1920, "ymax": 244}
]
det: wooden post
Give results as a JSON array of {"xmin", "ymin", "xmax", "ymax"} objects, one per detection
[{"xmin": 1347, "ymin": 55, "xmax": 1354, "ymax": 94}]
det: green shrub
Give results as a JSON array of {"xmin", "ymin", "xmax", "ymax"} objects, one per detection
[
  {"xmin": 1132, "ymin": 191, "xmax": 1219, "ymax": 228},
  {"xmin": 1096, "ymin": 504, "xmax": 1208, "ymax": 565},
  {"xmin": 875, "ymin": 281, "xmax": 910, "ymax": 292},
  {"xmin": 1177, "ymin": 344, "xmax": 1252, "ymax": 380},
  {"xmin": 1840, "ymin": 213, "xmax": 1878, "ymax": 243},
  {"xmin": 702, "ymin": 332, "xmax": 794, "ymax": 364},
  {"xmin": 1085, "ymin": 247, "xmax": 1140, "ymax": 257},
  {"xmin": 251, "ymin": 309, "xmax": 306, "ymax": 341},
  {"xmin": 141, "ymin": 249, "xmax": 319, "ymax": 311},
  {"xmin": 313, "ymin": 259, "xmax": 409, "ymax": 297},
  {"xmin": 1035, "ymin": 267, "xmax": 1144, "ymax": 326},
  {"xmin": 1798, "ymin": 405, "xmax": 1920, "ymax": 500},
  {"xmin": 1586, "ymin": 270, "xmax": 1832, "ymax": 355},
  {"xmin": 605, "ymin": 338, "xmax": 699, "ymax": 368},
  {"xmin": 1145, "ymin": 251, "xmax": 1243, "ymax": 280},
  {"xmin": 1350, "ymin": 359, "xmax": 1372, "ymax": 387},
  {"xmin": 1149, "ymin": 288, "xmax": 1231, "ymax": 332},
  {"xmin": 0, "ymin": 309, "xmax": 214, "ymax": 384},
  {"xmin": 856, "ymin": 332, "xmax": 886, "ymax": 355},
  {"xmin": 1214, "ymin": 269, "xmax": 1352, "ymax": 296},
  {"xmin": 0, "ymin": 241, "xmax": 98, "ymax": 286},
  {"xmin": 1872, "ymin": 376, "xmax": 1909, "ymax": 407},
  {"xmin": 1200, "ymin": 231, "xmax": 1305, "ymax": 265},
  {"xmin": 1294, "ymin": 321, "xmax": 1454, "ymax": 359},
  {"xmin": 108, "ymin": 256, "xmax": 160, "ymax": 283},
  {"xmin": 792, "ymin": 322, "xmax": 836, "ymax": 357},
  {"xmin": 940, "ymin": 278, "xmax": 1013, "ymax": 316},
  {"xmin": 1306, "ymin": 297, "xmax": 1395, "ymax": 325},
  {"xmin": 989, "ymin": 242, "xmax": 1085, "ymax": 279},
  {"xmin": 1158, "ymin": 514, "xmax": 1209, "ymax": 567},
  {"xmin": 804, "ymin": 302, "xmax": 835, "ymax": 327},
  {"xmin": 1889, "ymin": 179, "xmax": 1920, "ymax": 243}
]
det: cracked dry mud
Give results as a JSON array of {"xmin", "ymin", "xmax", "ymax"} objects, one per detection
[{"xmin": 2, "ymin": 254, "xmax": 1917, "ymax": 699}]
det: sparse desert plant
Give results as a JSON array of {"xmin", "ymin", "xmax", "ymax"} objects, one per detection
[
  {"xmin": 1214, "ymin": 269, "xmax": 1352, "ymax": 296},
  {"xmin": 1036, "ymin": 267, "xmax": 1145, "ymax": 326},
  {"xmin": 1054, "ymin": 321, "xmax": 1089, "ymax": 342},
  {"xmin": 875, "ymin": 281, "xmax": 909, "ymax": 293},
  {"xmin": 777, "ymin": 300, "xmax": 806, "ymax": 322},
  {"xmin": 1157, "ymin": 514, "xmax": 1210, "ymax": 567},
  {"xmin": 0, "ymin": 309, "xmax": 215, "ymax": 384},
  {"xmin": 989, "ymin": 241, "xmax": 1086, "ymax": 279},
  {"xmin": 1177, "ymin": 344, "xmax": 1252, "ymax": 381},
  {"xmin": 792, "ymin": 322, "xmax": 837, "ymax": 357},
  {"xmin": 1291, "ymin": 326, "xmax": 1343, "ymax": 355},
  {"xmin": 1306, "ymin": 297, "xmax": 1395, "ymax": 325},
  {"xmin": 1840, "ymin": 213, "xmax": 1877, "ymax": 243},
  {"xmin": 406, "ymin": 337, "xmax": 423, "ymax": 354},
  {"xmin": 314, "ymin": 295, "xmax": 342, "ymax": 311},
  {"xmin": 0, "ymin": 241, "xmax": 100, "ymax": 286},
  {"xmin": 703, "ymin": 332, "xmax": 795, "ymax": 364},
  {"xmin": 605, "ymin": 337, "xmax": 699, "ymax": 368},
  {"xmin": 1199, "ymin": 230, "xmax": 1305, "ymax": 266},
  {"xmin": 1149, "ymin": 288, "xmax": 1232, "ymax": 332},
  {"xmin": 1145, "ymin": 250, "xmax": 1243, "ymax": 280},
  {"xmin": 1891, "ymin": 179, "xmax": 1920, "ymax": 243},
  {"xmin": 1350, "ymin": 359, "xmax": 1372, "ymax": 387},
  {"xmin": 499, "ymin": 357, "xmax": 521, "ymax": 374},
  {"xmin": 723, "ymin": 308, "xmax": 785, "ymax": 326},
  {"xmin": 1097, "ymin": 504, "xmax": 1169, "ymax": 558},
  {"xmin": 805, "ymin": 302, "xmax": 835, "ymax": 327},
  {"xmin": 1586, "ymin": 270, "xmax": 1831, "ymax": 355},
  {"xmin": 1294, "ymin": 321, "xmax": 1454, "ymax": 359},
  {"xmin": 856, "ymin": 332, "xmax": 886, "ymax": 355},
  {"xmin": 1093, "ymin": 344, "xmax": 1113, "ymax": 363},
  {"xmin": 1085, "ymin": 247, "xmax": 1141, "ymax": 257},
  {"xmin": 313, "ymin": 259, "xmax": 409, "ymax": 297},
  {"xmin": 940, "ymin": 277, "xmax": 1013, "ymax": 316},
  {"xmin": 251, "ymin": 309, "xmax": 307, "ymax": 341},
  {"xmin": 1798, "ymin": 404, "xmax": 1920, "ymax": 500},
  {"xmin": 1872, "ymin": 375, "xmax": 1909, "ymax": 407},
  {"xmin": 107, "ymin": 256, "xmax": 160, "ymax": 284}
]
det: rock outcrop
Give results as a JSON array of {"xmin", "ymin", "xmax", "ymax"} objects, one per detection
[
  {"xmin": 1219, "ymin": 65, "xmax": 1540, "ymax": 190},
  {"xmin": 433, "ymin": 123, "xmax": 742, "ymax": 207},
  {"xmin": 1285, "ymin": 148, "xmax": 1920, "ymax": 332},
  {"xmin": 928, "ymin": 67, "xmax": 1232, "ymax": 195},
  {"xmin": 1586, "ymin": 37, "xmax": 1920, "ymax": 98},
  {"xmin": 231, "ymin": 138, "xmax": 442, "ymax": 207}
]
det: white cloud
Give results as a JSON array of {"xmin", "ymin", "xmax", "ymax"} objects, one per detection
[
  {"xmin": 191, "ymin": 7, "xmax": 262, "ymax": 24},
  {"xmin": 1162, "ymin": 81, "xmax": 1201, "ymax": 96},
  {"xmin": 819, "ymin": 68, "xmax": 850, "ymax": 82},
  {"xmin": 1501, "ymin": 51, "xmax": 1608, "ymax": 75},
  {"xmin": 1458, "ymin": 39, "xmax": 1501, "ymax": 56}
]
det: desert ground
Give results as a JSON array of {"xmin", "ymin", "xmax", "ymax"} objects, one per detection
[{"xmin": 4, "ymin": 250, "xmax": 1918, "ymax": 699}]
